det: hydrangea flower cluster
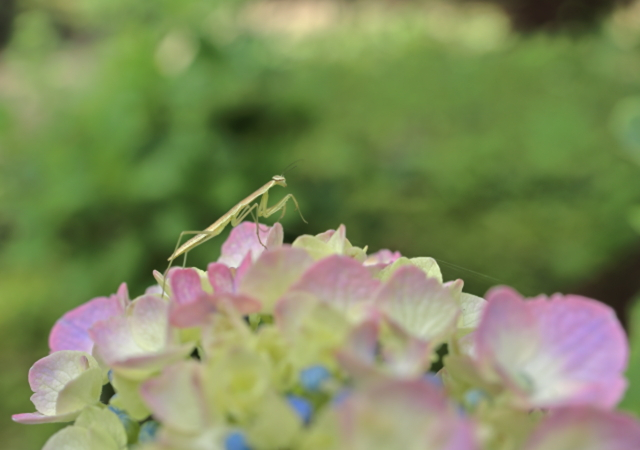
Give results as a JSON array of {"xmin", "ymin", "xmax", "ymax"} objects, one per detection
[{"xmin": 13, "ymin": 222, "xmax": 640, "ymax": 450}]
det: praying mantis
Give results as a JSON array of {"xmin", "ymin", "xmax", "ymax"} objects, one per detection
[{"xmin": 165, "ymin": 173, "xmax": 306, "ymax": 275}]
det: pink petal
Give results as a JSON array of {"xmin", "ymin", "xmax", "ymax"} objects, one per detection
[
  {"xmin": 524, "ymin": 407, "xmax": 640, "ymax": 450},
  {"xmin": 380, "ymin": 318, "xmax": 432, "ymax": 376},
  {"xmin": 336, "ymin": 379, "xmax": 477, "ymax": 450},
  {"xmin": 215, "ymin": 293, "xmax": 262, "ymax": 315},
  {"xmin": 170, "ymin": 297, "xmax": 217, "ymax": 328},
  {"xmin": 335, "ymin": 319, "xmax": 381, "ymax": 379},
  {"xmin": 89, "ymin": 295, "xmax": 171, "ymax": 366},
  {"xmin": 534, "ymin": 293, "xmax": 628, "ymax": 378},
  {"xmin": 344, "ymin": 318, "xmax": 380, "ymax": 363},
  {"xmin": 12, "ymin": 411, "xmax": 80, "ymax": 424},
  {"xmin": 238, "ymin": 247, "xmax": 314, "ymax": 312},
  {"xmin": 90, "ymin": 316, "xmax": 146, "ymax": 364},
  {"xmin": 475, "ymin": 287, "xmax": 538, "ymax": 376},
  {"xmin": 314, "ymin": 227, "xmax": 339, "ymax": 243},
  {"xmin": 235, "ymin": 252, "xmax": 253, "ymax": 285},
  {"xmin": 111, "ymin": 345, "xmax": 195, "ymax": 373},
  {"xmin": 274, "ymin": 291, "xmax": 318, "ymax": 338},
  {"xmin": 114, "ymin": 283, "xmax": 130, "ymax": 306},
  {"xmin": 140, "ymin": 361, "xmax": 207, "ymax": 433},
  {"xmin": 170, "ymin": 293, "xmax": 261, "ymax": 328},
  {"xmin": 475, "ymin": 287, "xmax": 628, "ymax": 409},
  {"xmin": 265, "ymin": 221, "xmax": 284, "ymax": 247},
  {"xmin": 48, "ymin": 283, "xmax": 129, "ymax": 353},
  {"xmin": 170, "ymin": 268, "xmax": 204, "ymax": 305},
  {"xmin": 288, "ymin": 255, "xmax": 380, "ymax": 316},
  {"xmin": 218, "ymin": 222, "xmax": 283, "ymax": 268},
  {"xmin": 364, "ymin": 249, "xmax": 402, "ymax": 266},
  {"xmin": 207, "ymin": 263, "xmax": 235, "ymax": 294}
]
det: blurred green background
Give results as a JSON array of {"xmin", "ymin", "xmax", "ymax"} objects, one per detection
[{"xmin": 2, "ymin": 0, "xmax": 640, "ymax": 447}]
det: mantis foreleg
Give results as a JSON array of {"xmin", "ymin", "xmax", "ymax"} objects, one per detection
[
  {"xmin": 258, "ymin": 193, "xmax": 307, "ymax": 223},
  {"xmin": 249, "ymin": 207, "xmax": 269, "ymax": 248}
]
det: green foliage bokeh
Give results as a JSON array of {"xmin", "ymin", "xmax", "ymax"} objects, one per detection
[
  {"xmin": 2, "ymin": 0, "xmax": 640, "ymax": 448},
  {"xmin": 621, "ymin": 296, "xmax": 640, "ymax": 415}
]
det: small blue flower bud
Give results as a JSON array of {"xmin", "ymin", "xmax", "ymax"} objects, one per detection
[
  {"xmin": 225, "ymin": 431, "xmax": 252, "ymax": 450},
  {"xmin": 107, "ymin": 405, "xmax": 139, "ymax": 444},
  {"xmin": 138, "ymin": 420, "xmax": 160, "ymax": 443},
  {"xmin": 300, "ymin": 365, "xmax": 331, "ymax": 392},
  {"xmin": 287, "ymin": 395, "xmax": 313, "ymax": 425},
  {"xmin": 463, "ymin": 389, "xmax": 487, "ymax": 408},
  {"xmin": 423, "ymin": 372, "xmax": 444, "ymax": 388}
]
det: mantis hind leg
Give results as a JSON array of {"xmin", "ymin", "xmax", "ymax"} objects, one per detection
[
  {"xmin": 230, "ymin": 203, "xmax": 258, "ymax": 226},
  {"xmin": 162, "ymin": 229, "xmax": 230, "ymax": 295}
]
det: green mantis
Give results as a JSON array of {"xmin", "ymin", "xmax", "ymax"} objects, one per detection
[{"xmin": 165, "ymin": 174, "xmax": 306, "ymax": 272}]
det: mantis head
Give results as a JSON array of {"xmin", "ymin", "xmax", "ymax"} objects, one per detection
[{"xmin": 272, "ymin": 175, "xmax": 287, "ymax": 187}]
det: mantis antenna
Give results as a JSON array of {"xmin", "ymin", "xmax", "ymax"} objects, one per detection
[{"xmin": 281, "ymin": 159, "xmax": 303, "ymax": 176}]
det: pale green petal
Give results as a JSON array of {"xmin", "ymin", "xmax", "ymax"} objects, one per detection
[
  {"xmin": 292, "ymin": 226, "xmax": 367, "ymax": 263},
  {"xmin": 276, "ymin": 293, "xmax": 352, "ymax": 368},
  {"xmin": 75, "ymin": 406, "xmax": 127, "ymax": 449},
  {"xmin": 150, "ymin": 427, "xmax": 226, "ymax": 450},
  {"xmin": 298, "ymin": 408, "xmax": 341, "ymax": 450},
  {"xmin": 42, "ymin": 426, "xmax": 107, "ymax": 450},
  {"xmin": 254, "ymin": 326, "xmax": 297, "ymax": 390},
  {"xmin": 409, "ymin": 257, "xmax": 442, "ymax": 283},
  {"xmin": 343, "ymin": 241, "xmax": 367, "ymax": 263},
  {"xmin": 376, "ymin": 267, "xmax": 459, "ymax": 343},
  {"xmin": 205, "ymin": 349, "xmax": 272, "ymax": 421},
  {"xmin": 43, "ymin": 406, "xmax": 127, "ymax": 450},
  {"xmin": 457, "ymin": 292, "xmax": 487, "ymax": 335},
  {"xmin": 139, "ymin": 361, "xmax": 207, "ymax": 434},
  {"xmin": 130, "ymin": 295, "xmax": 170, "ymax": 352},
  {"xmin": 325, "ymin": 225, "xmax": 347, "ymax": 252},
  {"xmin": 30, "ymin": 351, "xmax": 100, "ymax": 416},
  {"xmin": 238, "ymin": 247, "xmax": 314, "ymax": 313},
  {"xmin": 56, "ymin": 367, "xmax": 103, "ymax": 415},
  {"xmin": 377, "ymin": 257, "xmax": 442, "ymax": 283},
  {"xmin": 111, "ymin": 373, "xmax": 150, "ymax": 421},
  {"xmin": 292, "ymin": 235, "xmax": 336, "ymax": 260},
  {"xmin": 246, "ymin": 392, "xmax": 301, "ymax": 449}
]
